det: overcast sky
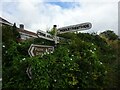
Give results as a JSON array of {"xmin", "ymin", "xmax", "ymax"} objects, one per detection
[{"xmin": 0, "ymin": 0, "xmax": 119, "ymax": 35}]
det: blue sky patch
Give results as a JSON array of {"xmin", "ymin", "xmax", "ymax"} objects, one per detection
[
  {"xmin": 48, "ymin": 2, "xmax": 79, "ymax": 9},
  {"xmin": 2, "ymin": 2, "xmax": 18, "ymax": 15}
]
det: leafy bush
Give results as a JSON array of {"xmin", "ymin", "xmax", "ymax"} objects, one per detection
[{"xmin": 2, "ymin": 26, "xmax": 118, "ymax": 89}]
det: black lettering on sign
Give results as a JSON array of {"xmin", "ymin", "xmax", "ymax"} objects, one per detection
[{"xmin": 57, "ymin": 23, "xmax": 92, "ymax": 34}]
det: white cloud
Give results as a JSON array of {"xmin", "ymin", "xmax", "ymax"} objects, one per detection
[{"xmin": 1, "ymin": 0, "xmax": 119, "ymax": 35}]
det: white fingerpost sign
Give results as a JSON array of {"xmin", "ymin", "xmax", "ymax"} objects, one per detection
[
  {"xmin": 28, "ymin": 44, "xmax": 54, "ymax": 57},
  {"xmin": 57, "ymin": 22, "xmax": 92, "ymax": 34}
]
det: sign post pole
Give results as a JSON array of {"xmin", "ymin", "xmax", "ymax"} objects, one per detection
[{"xmin": 53, "ymin": 25, "xmax": 57, "ymax": 46}]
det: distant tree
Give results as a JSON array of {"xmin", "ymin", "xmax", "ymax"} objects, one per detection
[
  {"xmin": 2, "ymin": 25, "xmax": 13, "ymax": 46},
  {"xmin": 99, "ymin": 30, "xmax": 118, "ymax": 40},
  {"xmin": 12, "ymin": 23, "xmax": 21, "ymax": 42},
  {"xmin": 2, "ymin": 23, "xmax": 21, "ymax": 45}
]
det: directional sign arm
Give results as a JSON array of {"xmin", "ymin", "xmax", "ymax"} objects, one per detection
[
  {"xmin": 57, "ymin": 22, "xmax": 92, "ymax": 34},
  {"xmin": 28, "ymin": 44, "xmax": 54, "ymax": 57}
]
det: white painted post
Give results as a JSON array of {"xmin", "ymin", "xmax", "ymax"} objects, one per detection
[{"xmin": 53, "ymin": 25, "xmax": 57, "ymax": 45}]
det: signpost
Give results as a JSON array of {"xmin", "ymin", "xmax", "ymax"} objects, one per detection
[
  {"xmin": 57, "ymin": 22, "xmax": 92, "ymax": 34},
  {"xmin": 29, "ymin": 22, "xmax": 92, "ymax": 57},
  {"xmin": 28, "ymin": 44, "xmax": 54, "ymax": 57},
  {"xmin": 37, "ymin": 30, "xmax": 54, "ymax": 41}
]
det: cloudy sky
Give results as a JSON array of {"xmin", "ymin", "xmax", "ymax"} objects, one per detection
[{"xmin": 0, "ymin": 0, "xmax": 119, "ymax": 35}]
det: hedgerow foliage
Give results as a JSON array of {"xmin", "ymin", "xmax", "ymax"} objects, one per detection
[{"xmin": 2, "ymin": 26, "xmax": 118, "ymax": 89}]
